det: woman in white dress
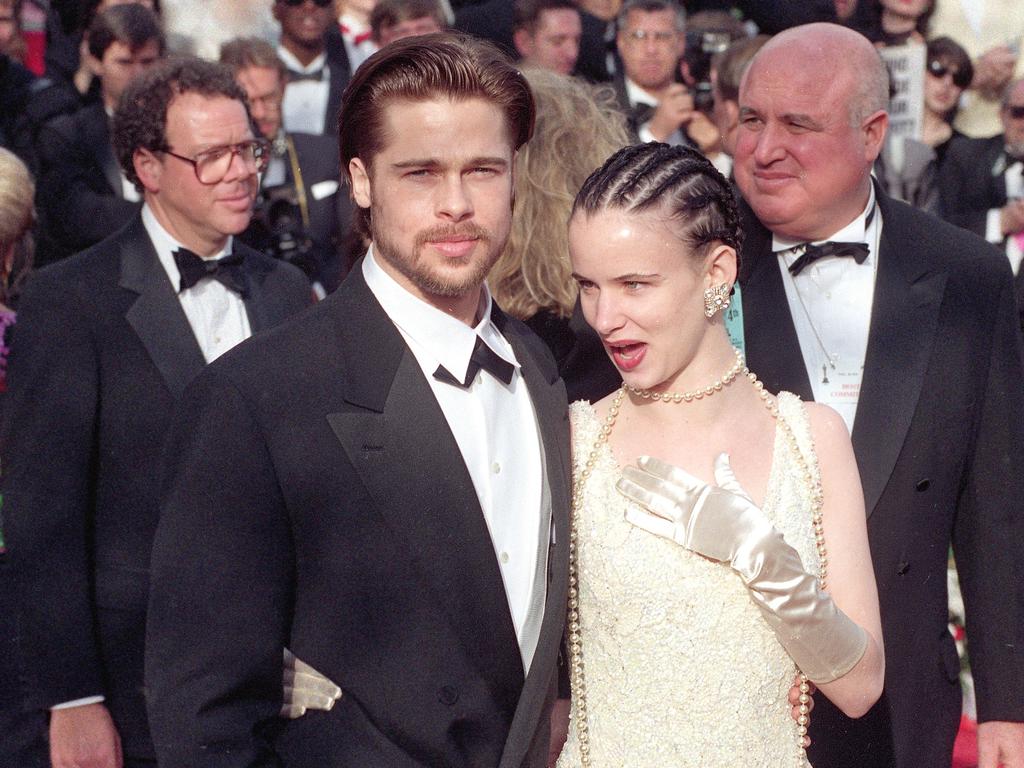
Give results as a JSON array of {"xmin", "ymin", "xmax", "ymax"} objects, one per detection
[{"xmin": 554, "ymin": 143, "xmax": 885, "ymax": 767}]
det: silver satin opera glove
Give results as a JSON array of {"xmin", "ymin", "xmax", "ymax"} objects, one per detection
[
  {"xmin": 281, "ymin": 647, "xmax": 343, "ymax": 719},
  {"xmin": 617, "ymin": 454, "xmax": 867, "ymax": 684}
]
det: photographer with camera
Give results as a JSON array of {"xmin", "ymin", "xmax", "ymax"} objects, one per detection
[
  {"xmin": 610, "ymin": 0, "xmax": 719, "ymax": 155},
  {"xmin": 221, "ymin": 36, "xmax": 348, "ymax": 293}
]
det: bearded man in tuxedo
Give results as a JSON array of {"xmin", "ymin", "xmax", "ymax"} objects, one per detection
[{"xmin": 145, "ymin": 34, "xmax": 571, "ymax": 768}]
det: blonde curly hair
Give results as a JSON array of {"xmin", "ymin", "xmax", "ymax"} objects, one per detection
[{"xmin": 489, "ymin": 67, "xmax": 630, "ymax": 320}]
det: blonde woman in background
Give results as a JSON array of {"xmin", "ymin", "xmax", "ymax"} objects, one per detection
[
  {"xmin": 0, "ymin": 146, "xmax": 33, "ymax": 353},
  {"xmin": 489, "ymin": 66, "xmax": 630, "ymax": 401},
  {"xmin": 0, "ymin": 146, "xmax": 46, "ymax": 768}
]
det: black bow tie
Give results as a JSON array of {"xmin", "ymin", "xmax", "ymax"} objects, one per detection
[
  {"xmin": 632, "ymin": 101, "xmax": 656, "ymax": 126},
  {"xmin": 434, "ymin": 335, "xmax": 514, "ymax": 388},
  {"xmin": 787, "ymin": 240, "xmax": 870, "ymax": 276},
  {"xmin": 173, "ymin": 248, "xmax": 248, "ymax": 296},
  {"xmin": 288, "ymin": 68, "xmax": 324, "ymax": 83}
]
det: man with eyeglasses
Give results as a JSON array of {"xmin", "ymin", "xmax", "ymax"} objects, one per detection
[
  {"xmin": 611, "ymin": 0, "xmax": 718, "ymax": 156},
  {"xmin": 0, "ymin": 56, "xmax": 311, "ymax": 768},
  {"xmin": 274, "ymin": 0, "xmax": 352, "ymax": 136},
  {"xmin": 940, "ymin": 78, "xmax": 1024, "ymax": 318},
  {"xmin": 221, "ymin": 36, "xmax": 348, "ymax": 293}
]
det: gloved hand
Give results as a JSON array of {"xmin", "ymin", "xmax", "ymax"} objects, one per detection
[
  {"xmin": 281, "ymin": 647, "xmax": 343, "ymax": 719},
  {"xmin": 618, "ymin": 454, "xmax": 867, "ymax": 684}
]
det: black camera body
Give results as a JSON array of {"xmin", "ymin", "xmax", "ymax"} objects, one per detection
[
  {"xmin": 248, "ymin": 183, "xmax": 318, "ymax": 278},
  {"xmin": 685, "ymin": 29, "xmax": 732, "ymax": 113}
]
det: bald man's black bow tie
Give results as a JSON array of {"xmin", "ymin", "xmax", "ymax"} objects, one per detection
[
  {"xmin": 173, "ymin": 249, "xmax": 248, "ymax": 297},
  {"xmin": 787, "ymin": 241, "xmax": 870, "ymax": 276}
]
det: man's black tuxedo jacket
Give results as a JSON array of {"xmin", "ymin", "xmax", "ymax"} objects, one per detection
[
  {"xmin": 738, "ymin": 190, "xmax": 1024, "ymax": 768},
  {"xmin": 35, "ymin": 102, "xmax": 140, "ymax": 264},
  {"xmin": 0, "ymin": 216, "xmax": 311, "ymax": 760},
  {"xmin": 937, "ymin": 133, "xmax": 1007, "ymax": 238},
  {"xmin": 145, "ymin": 264, "xmax": 572, "ymax": 767}
]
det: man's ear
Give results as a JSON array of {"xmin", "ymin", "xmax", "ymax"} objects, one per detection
[
  {"xmin": 133, "ymin": 148, "xmax": 162, "ymax": 194},
  {"xmin": 512, "ymin": 29, "xmax": 533, "ymax": 60},
  {"xmin": 85, "ymin": 50, "xmax": 104, "ymax": 80},
  {"xmin": 862, "ymin": 109, "xmax": 889, "ymax": 163},
  {"xmin": 349, "ymin": 157, "xmax": 372, "ymax": 209}
]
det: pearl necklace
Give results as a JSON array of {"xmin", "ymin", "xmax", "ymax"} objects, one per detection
[
  {"xmin": 625, "ymin": 347, "xmax": 746, "ymax": 403},
  {"xmin": 567, "ymin": 356, "xmax": 826, "ymax": 767}
]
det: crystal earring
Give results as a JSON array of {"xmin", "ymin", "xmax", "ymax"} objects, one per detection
[{"xmin": 703, "ymin": 284, "xmax": 731, "ymax": 318}]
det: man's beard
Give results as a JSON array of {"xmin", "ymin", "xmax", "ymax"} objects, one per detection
[{"xmin": 371, "ymin": 217, "xmax": 502, "ymax": 299}]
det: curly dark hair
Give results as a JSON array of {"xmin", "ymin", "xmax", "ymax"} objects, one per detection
[
  {"xmin": 112, "ymin": 56, "xmax": 248, "ymax": 192},
  {"xmin": 573, "ymin": 142, "xmax": 743, "ymax": 262}
]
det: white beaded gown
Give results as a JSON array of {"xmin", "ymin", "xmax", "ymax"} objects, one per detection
[{"xmin": 557, "ymin": 392, "xmax": 820, "ymax": 768}]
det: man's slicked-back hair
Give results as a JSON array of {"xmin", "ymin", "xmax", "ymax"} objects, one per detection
[
  {"xmin": 338, "ymin": 32, "xmax": 535, "ymax": 232},
  {"xmin": 573, "ymin": 142, "xmax": 743, "ymax": 259},
  {"xmin": 112, "ymin": 56, "xmax": 248, "ymax": 191}
]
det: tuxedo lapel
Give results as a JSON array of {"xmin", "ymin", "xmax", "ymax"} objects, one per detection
[
  {"xmin": 118, "ymin": 217, "xmax": 206, "ymax": 398},
  {"xmin": 495, "ymin": 313, "xmax": 571, "ymax": 768},
  {"xmin": 236, "ymin": 244, "xmax": 304, "ymax": 334},
  {"xmin": 851, "ymin": 194, "xmax": 947, "ymax": 518},
  {"xmin": 325, "ymin": 269, "xmax": 524, "ymax": 693},
  {"xmin": 738, "ymin": 204, "xmax": 814, "ymax": 400}
]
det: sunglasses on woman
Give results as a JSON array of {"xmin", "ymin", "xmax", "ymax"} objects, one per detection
[{"xmin": 927, "ymin": 59, "xmax": 971, "ymax": 89}]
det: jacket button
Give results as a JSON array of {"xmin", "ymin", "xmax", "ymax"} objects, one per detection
[
  {"xmin": 897, "ymin": 561, "xmax": 910, "ymax": 575},
  {"xmin": 916, "ymin": 479, "xmax": 930, "ymax": 492},
  {"xmin": 438, "ymin": 686, "xmax": 459, "ymax": 706}
]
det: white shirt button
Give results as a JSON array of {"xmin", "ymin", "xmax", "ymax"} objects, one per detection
[
  {"xmin": 492, "ymin": 462, "xmax": 501, "ymax": 474},
  {"xmin": 500, "ymin": 551, "xmax": 510, "ymax": 564}
]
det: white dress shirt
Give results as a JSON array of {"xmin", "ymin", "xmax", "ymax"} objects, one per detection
[
  {"xmin": 362, "ymin": 249, "xmax": 547, "ymax": 672},
  {"xmin": 278, "ymin": 47, "xmax": 330, "ymax": 135},
  {"xmin": 773, "ymin": 188, "xmax": 881, "ymax": 434},
  {"xmin": 144, "ymin": 205, "xmax": 252, "ymax": 362}
]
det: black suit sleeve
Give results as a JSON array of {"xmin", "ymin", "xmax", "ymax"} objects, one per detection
[
  {"xmin": 146, "ymin": 367, "xmax": 293, "ymax": 768},
  {"xmin": 1, "ymin": 268, "xmax": 106, "ymax": 706},
  {"xmin": 937, "ymin": 140, "xmax": 999, "ymax": 237},
  {"xmin": 952, "ymin": 268, "xmax": 1024, "ymax": 723},
  {"xmin": 36, "ymin": 115, "xmax": 139, "ymax": 256}
]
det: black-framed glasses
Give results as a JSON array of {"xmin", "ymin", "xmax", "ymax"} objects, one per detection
[
  {"xmin": 281, "ymin": 0, "xmax": 332, "ymax": 7},
  {"xmin": 1006, "ymin": 105, "xmax": 1024, "ymax": 120},
  {"xmin": 927, "ymin": 59, "xmax": 971, "ymax": 89},
  {"xmin": 160, "ymin": 140, "xmax": 270, "ymax": 185}
]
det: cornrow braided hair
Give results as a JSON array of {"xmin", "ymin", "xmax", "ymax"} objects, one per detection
[{"xmin": 573, "ymin": 142, "xmax": 743, "ymax": 260}]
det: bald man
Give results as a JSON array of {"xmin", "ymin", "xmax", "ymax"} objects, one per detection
[{"xmin": 733, "ymin": 23, "xmax": 1024, "ymax": 768}]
